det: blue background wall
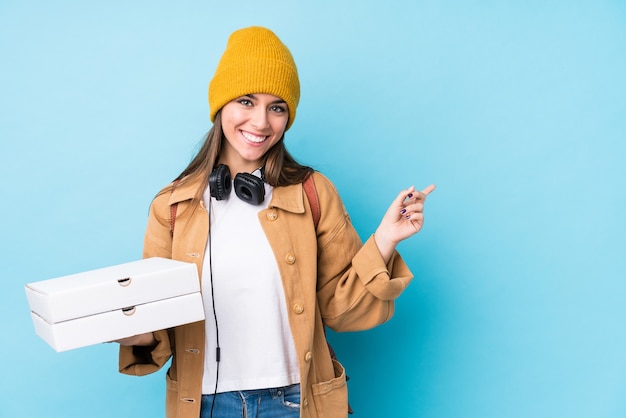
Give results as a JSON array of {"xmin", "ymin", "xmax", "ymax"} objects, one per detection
[{"xmin": 2, "ymin": 1, "xmax": 625, "ymax": 417}]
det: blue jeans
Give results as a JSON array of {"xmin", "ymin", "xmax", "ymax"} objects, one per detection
[{"xmin": 200, "ymin": 384, "xmax": 301, "ymax": 418}]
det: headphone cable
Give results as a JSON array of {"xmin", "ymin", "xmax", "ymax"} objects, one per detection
[{"xmin": 208, "ymin": 201, "xmax": 221, "ymax": 418}]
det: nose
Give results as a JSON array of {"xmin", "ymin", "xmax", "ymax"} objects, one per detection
[{"xmin": 250, "ymin": 107, "xmax": 270, "ymax": 130}]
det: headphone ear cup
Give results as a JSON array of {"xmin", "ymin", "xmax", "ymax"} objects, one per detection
[
  {"xmin": 234, "ymin": 173, "xmax": 265, "ymax": 205},
  {"xmin": 209, "ymin": 164, "xmax": 232, "ymax": 200}
]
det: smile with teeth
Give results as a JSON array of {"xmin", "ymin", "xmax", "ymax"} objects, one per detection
[{"xmin": 241, "ymin": 130, "xmax": 268, "ymax": 143}]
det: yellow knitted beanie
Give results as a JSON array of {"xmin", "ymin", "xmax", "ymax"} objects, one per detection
[{"xmin": 209, "ymin": 26, "xmax": 300, "ymax": 130}]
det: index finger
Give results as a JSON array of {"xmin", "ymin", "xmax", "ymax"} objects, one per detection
[{"xmin": 421, "ymin": 184, "xmax": 436, "ymax": 196}]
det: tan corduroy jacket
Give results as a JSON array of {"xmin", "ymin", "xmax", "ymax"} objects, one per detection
[{"xmin": 119, "ymin": 172, "xmax": 414, "ymax": 418}]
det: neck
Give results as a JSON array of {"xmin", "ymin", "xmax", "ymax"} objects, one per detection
[{"xmin": 217, "ymin": 154, "xmax": 265, "ymax": 176}]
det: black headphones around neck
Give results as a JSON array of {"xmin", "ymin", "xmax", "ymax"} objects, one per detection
[{"xmin": 209, "ymin": 164, "xmax": 266, "ymax": 205}]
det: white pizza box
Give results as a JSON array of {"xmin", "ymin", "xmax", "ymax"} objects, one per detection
[{"xmin": 25, "ymin": 257, "xmax": 205, "ymax": 352}]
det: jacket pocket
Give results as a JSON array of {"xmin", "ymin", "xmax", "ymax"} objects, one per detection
[{"xmin": 311, "ymin": 359, "xmax": 349, "ymax": 418}]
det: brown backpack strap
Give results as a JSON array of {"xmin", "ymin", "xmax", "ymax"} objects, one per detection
[
  {"xmin": 169, "ymin": 180, "xmax": 180, "ymax": 237},
  {"xmin": 170, "ymin": 205, "xmax": 178, "ymax": 237},
  {"xmin": 303, "ymin": 172, "xmax": 320, "ymax": 230}
]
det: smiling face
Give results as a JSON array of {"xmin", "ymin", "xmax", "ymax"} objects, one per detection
[{"xmin": 218, "ymin": 93, "xmax": 289, "ymax": 174}]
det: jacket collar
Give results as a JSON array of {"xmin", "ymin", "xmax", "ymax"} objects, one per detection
[
  {"xmin": 269, "ymin": 182, "xmax": 306, "ymax": 215},
  {"xmin": 167, "ymin": 176, "xmax": 306, "ymax": 215},
  {"xmin": 168, "ymin": 177, "xmax": 200, "ymax": 206}
]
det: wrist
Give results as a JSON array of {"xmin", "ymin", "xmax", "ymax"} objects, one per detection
[{"xmin": 373, "ymin": 231, "xmax": 397, "ymax": 264}]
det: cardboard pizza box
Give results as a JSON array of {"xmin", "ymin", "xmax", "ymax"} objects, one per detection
[{"xmin": 25, "ymin": 257, "xmax": 205, "ymax": 352}]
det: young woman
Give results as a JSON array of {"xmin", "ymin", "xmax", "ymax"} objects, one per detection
[{"xmin": 117, "ymin": 26, "xmax": 435, "ymax": 418}]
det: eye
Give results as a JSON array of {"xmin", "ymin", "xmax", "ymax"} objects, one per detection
[
  {"xmin": 270, "ymin": 105, "xmax": 287, "ymax": 113},
  {"xmin": 237, "ymin": 98, "xmax": 253, "ymax": 106}
]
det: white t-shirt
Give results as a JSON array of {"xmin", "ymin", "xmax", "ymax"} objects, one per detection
[{"xmin": 201, "ymin": 177, "xmax": 300, "ymax": 394}]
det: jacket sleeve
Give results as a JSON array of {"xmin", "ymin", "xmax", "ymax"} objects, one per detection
[
  {"xmin": 119, "ymin": 193, "xmax": 175, "ymax": 376},
  {"xmin": 313, "ymin": 173, "xmax": 414, "ymax": 332}
]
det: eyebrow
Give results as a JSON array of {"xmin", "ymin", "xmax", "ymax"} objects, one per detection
[{"xmin": 245, "ymin": 94, "xmax": 286, "ymax": 104}]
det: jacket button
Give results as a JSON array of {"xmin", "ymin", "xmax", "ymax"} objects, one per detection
[
  {"xmin": 305, "ymin": 351, "xmax": 312, "ymax": 362},
  {"xmin": 303, "ymin": 398, "xmax": 308, "ymax": 407},
  {"xmin": 285, "ymin": 254, "xmax": 296, "ymax": 264},
  {"xmin": 293, "ymin": 303, "xmax": 304, "ymax": 314},
  {"xmin": 267, "ymin": 211, "xmax": 278, "ymax": 221}
]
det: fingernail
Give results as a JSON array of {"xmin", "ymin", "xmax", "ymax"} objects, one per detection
[
  {"xmin": 408, "ymin": 193, "xmax": 413, "ymax": 198},
  {"xmin": 406, "ymin": 215, "xmax": 411, "ymax": 220},
  {"xmin": 400, "ymin": 209, "xmax": 407, "ymax": 215}
]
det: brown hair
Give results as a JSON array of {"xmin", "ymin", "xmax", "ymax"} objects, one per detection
[{"xmin": 160, "ymin": 111, "xmax": 313, "ymax": 205}]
